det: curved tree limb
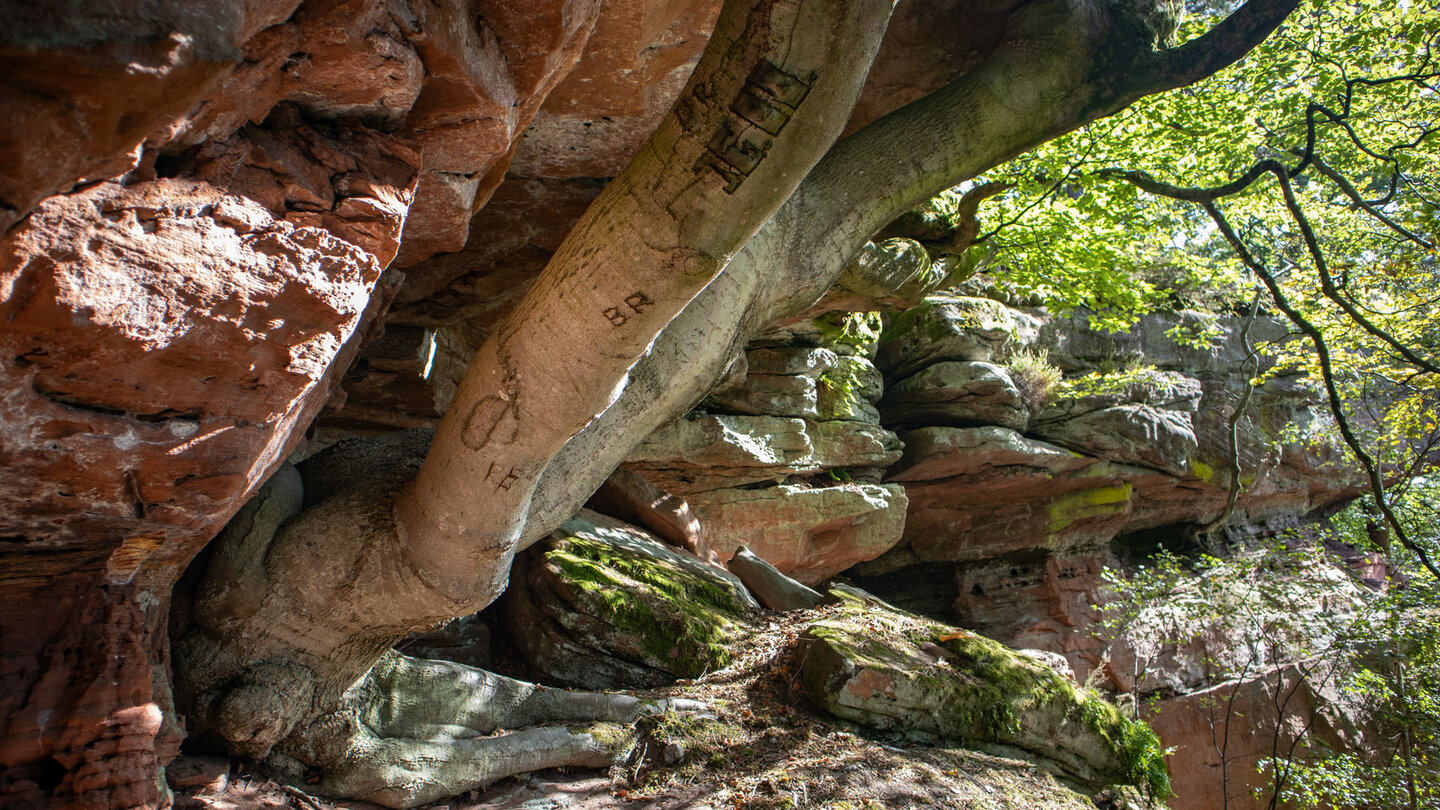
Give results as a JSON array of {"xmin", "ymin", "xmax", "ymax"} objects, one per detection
[
  {"xmin": 1196, "ymin": 289, "xmax": 1263, "ymax": 548},
  {"xmin": 526, "ymin": 0, "xmax": 1305, "ymax": 542},
  {"xmin": 180, "ymin": 3, "xmax": 1321, "ymax": 804},
  {"xmin": 1129, "ymin": 0, "xmax": 1300, "ymax": 97},
  {"xmin": 1306, "ymin": 154, "xmax": 1433, "ymax": 250},
  {"xmin": 1202, "ymin": 198, "xmax": 1440, "ymax": 580}
]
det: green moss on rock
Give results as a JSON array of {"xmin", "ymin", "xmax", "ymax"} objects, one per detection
[
  {"xmin": 544, "ymin": 535, "xmax": 749, "ymax": 676},
  {"xmin": 505, "ymin": 513, "xmax": 758, "ymax": 689},
  {"xmin": 796, "ymin": 602, "xmax": 1169, "ymax": 798}
]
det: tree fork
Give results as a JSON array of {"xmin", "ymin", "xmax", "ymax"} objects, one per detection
[{"xmin": 395, "ymin": 0, "xmax": 899, "ymax": 606}]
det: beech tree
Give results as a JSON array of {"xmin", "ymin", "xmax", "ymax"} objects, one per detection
[{"xmin": 172, "ymin": 0, "xmax": 1301, "ymax": 805}]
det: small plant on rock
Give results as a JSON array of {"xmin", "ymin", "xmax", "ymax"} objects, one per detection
[{"xmin": 1008, "ymin": 347, "xmax": 1063, "ymax": 411}]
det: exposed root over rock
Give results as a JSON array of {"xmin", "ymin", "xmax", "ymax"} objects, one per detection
[{"xmin": 260, "ymin": 651, "xmax": 704, "ymax": 808}]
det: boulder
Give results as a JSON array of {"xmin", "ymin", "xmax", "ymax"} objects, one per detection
[
  {"xmin": 1031, "ymin": 404, "xmax": 1199, "ymax": 478},
  {"xmin": 817, "ymin": 355, "xmax": 886, "ymax": 424},
  {"xmin": 727, "ymin": 546, "xmax": 827, "ymax": 611},
  {"xmin": 744, "ymin": 346, "xmax": 840, "ymax": 376},
  {"xmin": 0, "ymin": 169, "xmax": 410, "ymax": 805},
  {"xmin": 1145, "ymin": 663, "xmax": 1365, "ymax": 810},
  {"xmin": 626, "ymin": 415, "xmax": 902, "ymax": 493},
  {"xmin": 801, "ymin": 237, "xmax": 948, "ymax": 314},
  {"xmin": 880, "ymin": 361, "xmax": 1029, "ymax": 432},
  {"xmin": 585, "ymin": 468, "xmax": 712, "ymax": 562},
  {"xmin": 875, "ymin": 296, "xmax": 1042, "ymax": 379},
  {"xmin": 797, "ymin": 603, "xmax": 1169, "ymax": 796},
  {"xmin": 875, "ymin": 300, "xmax": 1361, "ymax": 567},
  {"xmin": 704, "ymin": 373, "xmax": 820, "ymax": 418},
  {"xmin": 687, "ymin": 483, "xmax": 909, "ymax": 585},
  {"xmin": 702, "ymin": 346, "xmax": 880, "ymax": 421},
  {"xmin": 888, "ymin": 425, "xmax": 1222, "ymax": 562},
  {"xmin": 501, "ymin": 510, "xmax": 757, "ymax": 690},
  {"xmin": 886, "ymin": 426, "xmax": 1092, "ymax": 484}
]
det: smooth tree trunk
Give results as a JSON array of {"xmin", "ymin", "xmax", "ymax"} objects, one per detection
[{"xmin": 174, "ymin": 0, "xmax": 1299, "ymax": 806}]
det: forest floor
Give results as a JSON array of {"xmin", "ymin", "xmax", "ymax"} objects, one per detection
[{"xmin": 171, "ymin": 603, "xmax": 1116, "ymax": 810}]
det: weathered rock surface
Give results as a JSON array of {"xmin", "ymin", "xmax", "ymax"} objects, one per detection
[
  {"xmin": 797, "ymin": 602, "xmax": 1167, "ymax": 796},
  {"xmin": 1028, "ymin": 370, "xmax": 1203, "ymax": 476},
  {"xmin": 817, "ymin": 355, "xmax": 886, "ymax": 424},
  {"xmin": 1145, "ymin": 662, "xmax": 1364, "ymax": 810},
  {"xmin": 622, "ymin": 328, "xmax": 907, "ymax": 584},
  {"xmin": 800, "ymin": 237, "xmax": 950, "ymax": 316},
  {"xmin": 0, "ymin": 168, "xmax": 410, "ymax": 806},
  {"xmin": 585, "ymin": 468, "xmax": 711, "ymax": 562},
  {"xmin": 627, "ymin": 415, "xmax": 902, "ymax": 493},
  {"xmin": 727, "ymin": 546, "xmax": 826, "ymax": 611},
  {"xmin": 881, "ymin": 361, "xmax": 1029, "ymax": 431},
  {"xmin": 687, "ymin": 483, "xmax": 909, "ymax": 585},
  {"xmin": 845, "ymin": 296, "xmax": 1372, "ymax": 810},
  {"xmin": 875, "ymin": 296, "xmax": 1042, "ymax": 379},
  {"xmin": 0, "ymin": 2, "xmax": 1372, "ymax": 807},
  {"xmin": 0, "ymin": 0, "xmax": 272, "ymax": 233},
  {"xmin": 502, "ymin": 511, "xmax": 756, "ymax": 690},
  {"xmin": 877, "ymin": 299, "xmax": 1359, "ymax": 567},
  {"xmin": 0, "ymin": 1, "xmax": 617, "ymax": 801}
]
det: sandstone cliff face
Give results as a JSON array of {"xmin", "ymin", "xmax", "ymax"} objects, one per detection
[
  {"xmin": 622, "ymin": 326, "xmax": 909, "ymax": 585},
  {"xmin": 1, "ymin": 1, "xmax": 622, "ymax": 803},
  {"xmin": 847, "ymin": 293, "xmax": 1364, "ymax": 810}
]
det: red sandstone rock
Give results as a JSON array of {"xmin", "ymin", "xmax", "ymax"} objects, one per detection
[
  {"xmin": 0, "ymin": 146, "xmax": 413, "ymax": 805},
  {"xmin": 0, "ymin": 0, "xmax": 293, "ymax": 234},
  {"xmin": 686, "ymin": 483, "xmax": 909, "ymax": 585},
  {"xmin": 1146, "ymin": 665, "xmax": 1363, "ymax": 810},
  {"xmin": 389, "ymin": 0, "xmax": 606, "ymax": 266},
  {"xmin": 0, "ymin": 0, "xmax": 643, "ymax": 799}
]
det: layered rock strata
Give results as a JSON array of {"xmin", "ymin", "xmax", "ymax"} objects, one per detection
[
  {"xmin": 623, "ymin": 330, "xmax": 908, "ymax": 585},
  {"xmin": 870, "ymin": 296, "xmax": 1357, "ymax": 580},
  {"xmin": 848, "ymin": 295, "xmax": 1365, "ymax": 810}
]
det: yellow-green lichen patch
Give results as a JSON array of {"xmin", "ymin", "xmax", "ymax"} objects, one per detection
[
  {"xmin": 815, "ymin": 311, "xmax": 884, "ymax": 355},
  {"xmin": 1045, "ymin": 484, "xmax": 1132, "ymax": 533}
]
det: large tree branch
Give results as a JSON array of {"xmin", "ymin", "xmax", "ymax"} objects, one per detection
[
  {"xmin": 1202, "ymin": 199, "xmax": 1440, "ymax": 580},
  {"xmin": 522, "ymin": 0, "xmax": 1295, "ymax": 541},
  {"xmin": 1128, "ymin": 0, "xmax": 1299, "ymax": 97},
  {"xmin": 395, "ymin": 0, "xmax": 899, "ymax": 602}
]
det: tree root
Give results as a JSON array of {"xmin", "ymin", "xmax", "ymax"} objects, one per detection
[{"xmin": 263, "ymin": 651, "xmax": 702, "ymax": 809}]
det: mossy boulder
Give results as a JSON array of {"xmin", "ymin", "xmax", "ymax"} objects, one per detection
[
  {"xmin": 875, "ymin": 296, "xmax": 1042, "ymax": 380},
  {"xmin": 502, "ymin": 510, "xmax": 758, "ymax": 690},
  {"xmin": 796, "ymin": 603, "xmax": 1168, "ymax": 798}
]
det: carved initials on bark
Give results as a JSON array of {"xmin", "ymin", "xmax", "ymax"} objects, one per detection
[
  {"xmin": 701, "ymin": 60, "xmax": 815, "ymax": 193},
  {"xmin": 486, "ymin": 462, "xmax": 521, "ymax": 491},
  {"xmin": 602, "ymin": 291, "xmax": 655, "ymax": 327}
]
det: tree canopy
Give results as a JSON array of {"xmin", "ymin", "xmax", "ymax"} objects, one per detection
[
  {"xmin": 968, "ymin": 0, "xmax": 1440, "ymax": 567},
  {"xmin": 962, "ymin": 2, "xmax": 1440, "ymax": 804}
]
